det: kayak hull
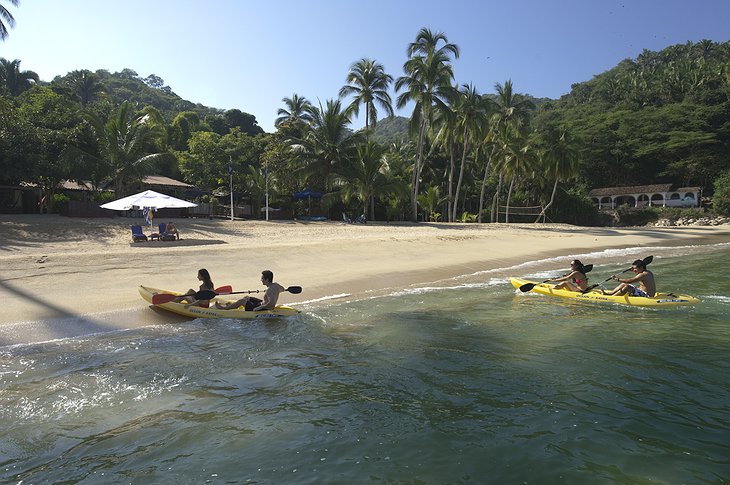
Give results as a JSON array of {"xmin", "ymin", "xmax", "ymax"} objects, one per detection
[
  {"xmin": 139, "ymin": 286, "xmax": 301, "ymax": 319},
  {"xmin": 510, "ymin": 278, "xmax": 700, "ymax": 307}
]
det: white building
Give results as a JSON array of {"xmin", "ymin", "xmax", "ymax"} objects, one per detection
[{"xmin": 589, "ymin": 184, "xmax": 702, "ymax": 209}]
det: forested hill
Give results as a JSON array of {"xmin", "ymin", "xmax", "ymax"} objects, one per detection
[
  {"xmin": 50, "ymin": 68, "xmax": 264, "ymax": 135},
  {"xmin": 535, "ymin": 40, "xmax": 730, "ymax": 190}
]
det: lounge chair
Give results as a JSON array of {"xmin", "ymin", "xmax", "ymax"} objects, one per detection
[{"xmin": 131, "ymin": 225, "xmax": 148, "ymax": 242}]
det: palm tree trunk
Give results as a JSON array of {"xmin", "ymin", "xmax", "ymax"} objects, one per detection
[
  {"xmin": 412, "ymin": 117, "xmax": 427, "ymax": 222},
  {"xmin": 535, "ymin": 178, "xmax": 558, "ymax": 223},
  {"xmin": 505, "ymin": 176, "xmax": 516, "ymax": 223},
  {"xmin": 452, "ymin": 130, "xmax": 469, "ymax": 222},
  {"xmin": 478, "ymin": 155, "xmax": 491, "ymax": 223},
  {"xmin": 447, "ymin": 138, "xmax": 455, "ymax": 222},
  {"xmin": 491, "ymin": 173, "xmax": 502, "ymax": 222}
]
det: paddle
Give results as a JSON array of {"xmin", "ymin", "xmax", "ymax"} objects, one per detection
[
  {"xmin": 152, "ymin": 285, "xmax": 232, "ymax": 305},
  {"xmin": 581, "ymin": 255, "xmax": 654, "ymax": 294},
  {"xmin": 152, "ymin": 286, "xmax": 302, "ymax": 305},
  {"xmin": 519, "ymin": 264, "xmax": 593, "ymax": 293}
]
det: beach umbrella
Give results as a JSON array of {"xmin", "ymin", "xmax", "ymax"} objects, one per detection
[
  {"xmin": 100, "ymin": 190, "xmax": 198, "ymax": 211},
  {"xmin": 100, "ymin": 190, "xmax": 197, "ymax": 234}
]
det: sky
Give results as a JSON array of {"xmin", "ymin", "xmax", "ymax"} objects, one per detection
[{"xmin": 2, "ymin": 0, "xmax": 729, "ymax": 132}]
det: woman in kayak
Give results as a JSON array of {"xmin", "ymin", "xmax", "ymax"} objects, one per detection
[
  {"xmin": 549, "ymin": 259, "xmax": 589, "ymax": 292},
  {"xmin": 173, "ymin": 268, "xmax": 214, "ymax": 307}
]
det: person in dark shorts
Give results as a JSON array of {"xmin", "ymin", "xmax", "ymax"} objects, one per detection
[
  {"xmin": 215, "ymin": 270, "xmax": 286, "ymax": 311},
  {"xmin": 603, "ymin": 259, "xmax": 656, "ymax": 297}
]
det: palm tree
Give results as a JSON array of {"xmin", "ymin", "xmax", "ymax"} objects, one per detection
[
  {"xmin": 0, "ymin": 0, "xmax": 18, "ymax": 41},
  {"xmin": 395, "ymin": 28, "xmax": 459, "ymax": 221},
  {"xmin": 291, "ymin": 99, "xmax": 363, "ymax": 191},
  {"xmin": 275, "ymin": 93, "xmax": 314, "ymax": 128},
  {"xmin": 535, "ymin": 127, "xmax": 579, "ymax": 222},
  {"xmin": 451, "ymin": 83, "xmax": 489, "ymax": 222},
  {"xmin": 334, "ymin": 141, "xmax": 395, "ymax": 219},
  {"xmin": 0, "ymin": 58, "xmax": 39, "ymax": 95},
  {"xmin": 431, "ymin": 104, "xmax": 458, "ymax": 221},
  {"xmin": 488, "ymin": 80, "xmax": 535, "ymax": 222},
  {"xmin": 499, "ymin": 132, "xmax": 534, "ymax": 223},
  {"xmin": 417, "ymin": 185, "xmax": 445, "ymax": 221},
  {"xmin": 339, "ymin": 58, "xmax": 394, "ymax": 132},
  {"xmin": 85, "ymin": 102, "xmax": 167, "ymax": 196},
  {"xmin": 64, "ymin": 70, "xmax": 106, "ymax": 108}
]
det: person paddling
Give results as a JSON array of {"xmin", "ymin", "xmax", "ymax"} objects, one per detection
[
  {"xmin": 549, "ymin": 259, "xmax": 589, "ymax": 292},
  {"xmin": 602, "ymin": 259, "xmax": 656, "ymax": 297},
  {"xmin": 173, "ymin": 268, "xmax": 214, "ymax": 307},
  {"xmin": 215, "ymin": 270, "xmax": 285, "ymax": 311}
]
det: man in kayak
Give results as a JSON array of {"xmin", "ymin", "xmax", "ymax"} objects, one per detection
[
  {"xmin": 215, "ymin": 270, "xmax": 286, "ymax": 311},
  {"xmin": 603, "ymin": 259, "xmax": 656, "ymax": 297}
]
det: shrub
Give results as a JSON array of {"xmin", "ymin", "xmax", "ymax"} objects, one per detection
[{"xmin": 712, "ymin": 171, "xmax": 730, "ymax": 216}]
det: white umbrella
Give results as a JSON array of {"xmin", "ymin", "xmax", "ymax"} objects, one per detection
[
  {"xmin": 100, "ymin": 190, "xmax": 197, "ymax": 210},
  {"xmin": 101, "ymin": 190, "xmax": 197, "ymax": 236}
]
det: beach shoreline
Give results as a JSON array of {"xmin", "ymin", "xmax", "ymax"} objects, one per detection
[{"xmin": 1, "ymin": 214, "xmax": 729, "ymax": 346}]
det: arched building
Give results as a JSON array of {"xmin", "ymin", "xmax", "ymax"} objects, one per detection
[{"xmin": 589, "ymin": 184, "xmax": 702, "ymax": 209}]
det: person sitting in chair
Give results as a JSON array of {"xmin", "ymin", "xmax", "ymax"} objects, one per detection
[{"xmin": 164, "ymin": 221, "xmax": 179, "ymax": 240}]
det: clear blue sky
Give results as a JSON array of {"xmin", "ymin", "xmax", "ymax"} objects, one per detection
[{"xmin": 2, "ymin": 0, "xmax": 729, "ymax": 132}]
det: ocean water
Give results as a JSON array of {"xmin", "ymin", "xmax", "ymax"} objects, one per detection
[{"xmin": 1, "ymin": 244, "xmax": 729, "ymax": 484}]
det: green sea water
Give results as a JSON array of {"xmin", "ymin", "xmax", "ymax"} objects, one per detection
[{"xmin": 1, "ymin": 244, "xmax": 729, "ymax": 484}]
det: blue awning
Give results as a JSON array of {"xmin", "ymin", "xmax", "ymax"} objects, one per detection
[{"xmin": 292, "ymin": 189, "xmax": 323, "ymax": 200}]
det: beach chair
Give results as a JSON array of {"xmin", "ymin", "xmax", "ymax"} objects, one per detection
[{"xmin": 131, "ymin": 225, "xmax": 148, "ymax": 242}]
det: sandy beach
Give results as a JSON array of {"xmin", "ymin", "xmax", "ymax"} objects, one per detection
[{"xmin": 1, "ymin": 214, "xmax": 729, "ymax": 346}]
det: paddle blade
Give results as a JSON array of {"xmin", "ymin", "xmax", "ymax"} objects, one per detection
[
  {"xmin": 643, "ymin": 255, "xmax": 653, "ymax": 265},
  {"xmin": 152, "ymin": 293, "xmax": 178, "ymax": 305},
  {"xmin": 584, "ymin": 264, "xmax": 593, "ymax": 273},
  {"xmin": 215, "ymin": 285, "xmax": 233, "ymax": 295},
  {"xmin": 519, "ymin": 283, "xmax": 536, "ymax": 292},
  {"xmin": 286, "ymin": 286, "xmax": 303, "ymax": 294}
]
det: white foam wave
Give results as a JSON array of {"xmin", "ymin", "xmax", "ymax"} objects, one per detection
[
  {"xmin": 702, "ymin": 295, "xmax": 730, "ymax": 304},
  {"xmin": 296, "ymin": 293, "xmax": 351, "ymax": 305}
]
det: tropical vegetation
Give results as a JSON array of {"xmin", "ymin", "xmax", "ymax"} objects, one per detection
[{"xmin": 1, "ymin": 29, "xmax": 729, "ymax": 225}]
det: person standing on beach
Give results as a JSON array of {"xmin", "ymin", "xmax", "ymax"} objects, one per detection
[
  {"xmin": 549, "ymin": 259, "xmax": 589, "ymax": 292},
  {"xmin": 215, "ymin": 270, "xmax": 285, "ymax": 311},
  {"xmin": 604, "ymin": 259, "xmax": 656, "ymax": 297}
]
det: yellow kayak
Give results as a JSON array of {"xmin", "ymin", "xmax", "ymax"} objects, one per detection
[
  {"xmin": 139, "ymin": 285, "xmax": 301, "ymax": 319},
  {"xmin": 510, "ymin": 277, "xmax": 700, "ymax": 307}
]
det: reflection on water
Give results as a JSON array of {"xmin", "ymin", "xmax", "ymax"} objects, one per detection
[{"xmin": 1, "ymin": 246, "xmax": 730, "ymax": 483}]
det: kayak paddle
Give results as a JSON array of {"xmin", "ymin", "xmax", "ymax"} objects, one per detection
[
  {"xmin": 152, "ymin": 286, "xmax": 302, "ymax": 305},
  {"xmin": 152, "ymin": 284, "xmax": 232, "ymax": 305},
  {"xmin": 581, "ymin": 255, "xmax": 653, "ymax": 294},
  {"xmin": 519, "ymin": 264, "xmax": 593, "ymax": 293}
]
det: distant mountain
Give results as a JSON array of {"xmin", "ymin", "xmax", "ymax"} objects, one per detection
[{"xmin": 372, "ymin": 116, "xmax": 411, "ymax": 144}]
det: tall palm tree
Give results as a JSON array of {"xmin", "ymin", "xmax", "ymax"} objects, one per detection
[
  {"xmin": 535, "ymin": 127, "xmax": 579, "ymax": 222},
  {"xmin": 275, "ymin": 93, "xmax": 314, "ymax": 128},
  {"xmin": 451, "ymin": 83, "xmax": 489, "ymax": 221},
  {"xmin": 431, "ymin": 104, "xmax": 458, "ymax": 221},
  {"xmin": 85, "ymin": 102, "xmax": 167, "ymax": 196},
  {"xmin": 0, "ymin": 58, "xmax": 39, "ymax": 95},
  {"xmin": 396, "ymin": 28, "xmax": 459, "ymax": 221},
  {"xmin": 339, "ymin": 58, "xmax": 394, "ymax": 131},
  {"xmin": 489, "ymin": 80, "xmax": 535, "ymax": 222},
  {"xmin": 0, "ymin": 0, "xmax": 18, "ymax": 41},
  {"xmin": 499, "ymin": 132, "xmax": 534, "ymax": 223},
  {"xmin": 64, "ymin": 70, "xmax": 106, "ymax": 108}
]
